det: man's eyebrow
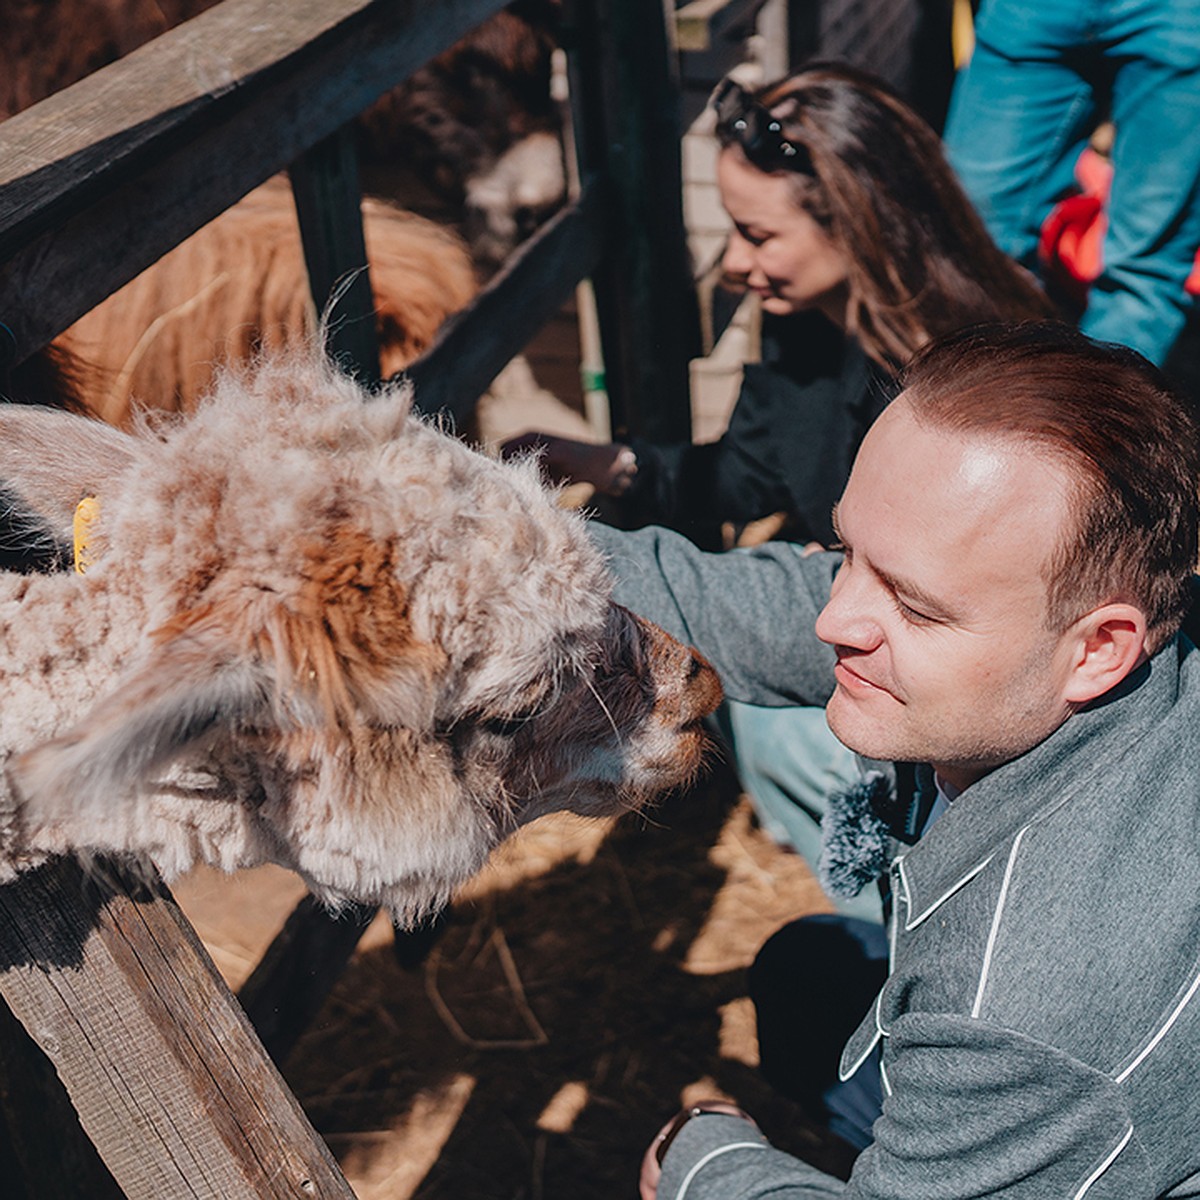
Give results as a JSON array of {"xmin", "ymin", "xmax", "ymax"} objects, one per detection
[
  {"xmin": 831, "ymin": 503, "xmax": 957, "ymax": 619},
  {"xmin": 875, "ymin": 563, "xmax": 958, "ymax": 620}
]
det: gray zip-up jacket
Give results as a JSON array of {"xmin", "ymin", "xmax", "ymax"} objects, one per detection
[{"xmin": 591, "ymin": 524, "xmax": 1200, "ymax": 1199}]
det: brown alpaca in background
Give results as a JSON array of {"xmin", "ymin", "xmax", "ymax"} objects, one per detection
[{"xmin": 55, "ymin": 177, "xmax": 478, "ymax": 426}]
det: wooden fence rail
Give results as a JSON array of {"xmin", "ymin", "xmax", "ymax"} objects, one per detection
[
  {"xmin": 0, "ymin": 0, "xmax": 509, "ymax": 364},
  {"xmin": 0, "ymin": 0, "xmax": 700, "ymax": 439},
  {"xmin": 0, "ymin": 860, "xmax": 357, "ymax": 1199}
]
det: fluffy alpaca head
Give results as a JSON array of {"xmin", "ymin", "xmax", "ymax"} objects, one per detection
[{"xmin": 0, "ymin": 353, "xmax": 721, "ymax": 920}]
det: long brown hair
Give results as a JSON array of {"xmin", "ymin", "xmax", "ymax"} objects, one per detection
[{"xmin": 722, "ymin": 63, "xmax": 1055, "ymax": 368}]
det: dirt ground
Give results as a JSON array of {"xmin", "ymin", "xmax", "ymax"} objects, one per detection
[{"xmin": 174, "ymin": 761, "xmax": 841, "ymax": 1200}]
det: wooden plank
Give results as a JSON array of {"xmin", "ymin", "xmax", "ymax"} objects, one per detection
[
  {"xmin": 405, "ymin": 178, "xmax": 608, "ymax": 423},
  {"xmin": 563, "ymin": 0, "xmax": 702, "ymax": 444},
  {"xmin": 289, "ymin": 128, "xmax": 382, "ymax": 386},
  {"xmin": 0, "ymin": 858, "xmax": 357, "ymax": 1200},
  {"xmin": 0, "ymin": 0, "xmax": 509, "ymax": 367}
]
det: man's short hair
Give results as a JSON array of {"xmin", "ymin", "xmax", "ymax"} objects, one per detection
[{"xmin": 899, "ymin": 321, "xmax": 1200, "ymax": 652}]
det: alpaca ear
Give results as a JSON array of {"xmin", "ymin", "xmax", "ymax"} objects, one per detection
[
  {"xmin": 10, "ymin": 630, "xmax": 274, "ymax": 820},
  {"xmin": 0, "ymin": 405, "xmax": 137, "ymax": 537}
]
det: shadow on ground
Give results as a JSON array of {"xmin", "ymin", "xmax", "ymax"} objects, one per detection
[{"xmin": 266, "ymin": 762, "xmax": 847, "ymax": 1199}]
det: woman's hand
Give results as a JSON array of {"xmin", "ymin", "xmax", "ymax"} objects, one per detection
[
  {"xmin": 501, "ymin": 432, "xmax": 638, "ymax": 496},
  {"xmin": 639, "ymin": 1102, "xmax": 759, "ymax": 1200}
]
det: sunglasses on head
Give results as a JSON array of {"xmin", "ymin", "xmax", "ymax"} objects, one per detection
[{"xmin": 711, "ymin": 78, "xmax": 814, "ymax": 175}]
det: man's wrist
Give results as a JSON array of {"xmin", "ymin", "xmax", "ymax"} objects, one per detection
[{"xmin": 654, "ymin": 1103, "xmax": 756, "ymax": 1166}]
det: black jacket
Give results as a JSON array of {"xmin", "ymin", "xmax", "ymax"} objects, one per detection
[{"xmin": 617, "ymin": 310, "xmax": 896, "ymax": 545}]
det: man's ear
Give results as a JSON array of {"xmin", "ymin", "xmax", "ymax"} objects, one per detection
[{"xmin": 1061, "ymin": 603, "xmax": 1149, "ymax": 705}]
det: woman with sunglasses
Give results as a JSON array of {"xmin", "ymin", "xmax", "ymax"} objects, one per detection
[
  {"xmin": 510, "ymin": 63, "xmax": 1053, "ymax": 923},
  {"xmin": 507, "ymin": 62, "xmax": 1052, "ymax": 547}
]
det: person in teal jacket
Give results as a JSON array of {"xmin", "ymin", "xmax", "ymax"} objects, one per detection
[{"xmin": 590, "ymin": 322, "xmax": 1200, "ymax": 1199}]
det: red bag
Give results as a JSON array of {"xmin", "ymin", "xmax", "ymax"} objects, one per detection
[{"xmin": 1038, "ymin": 147, "xmax": 1200, "ymax": 304}]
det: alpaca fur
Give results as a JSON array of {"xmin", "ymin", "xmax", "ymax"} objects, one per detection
[
  {"xmin": 55, "ymin": 177, "xmax": 478, "ymax": 426},
  {"xmin": 0, "ymin": 0, "xmax": 176, "ymax": 117},
  {"xmin": 0, "ymin": 352, "xmax": 721, "ymax": 922}
]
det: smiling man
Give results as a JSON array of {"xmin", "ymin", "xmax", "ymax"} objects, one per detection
[
  {"xmin": 591, "ymin": 321, "xmax": 1200, "ymax": 1199},
  {"xmin": 818, "ymin": 374, "xmax": 1150, "ymax": 791}
]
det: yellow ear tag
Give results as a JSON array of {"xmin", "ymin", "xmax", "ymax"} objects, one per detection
[{"xmin": 73, "ymin": 496, "xmax": 101, "ymax": 575}]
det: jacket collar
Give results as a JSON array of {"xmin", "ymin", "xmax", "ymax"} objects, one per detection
[{"xmin": 891, "ymin": 635, "xmax": 1188, "ymax": 927}]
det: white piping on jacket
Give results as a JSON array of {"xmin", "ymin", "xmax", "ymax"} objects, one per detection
[
  {"xmin": 839, "ymin": 990, "xmax": 886, "ymax": 1081},
  {"xmin": 672, "ymin": 1142, "xmax": 767, "ymax": 1200},
  {"xmin": 971, "ymin": 825, "xmax": 1032, "ymax": 1018},
  {"xmin": 1115, "ymin": 965, "xmax": 1200, "ymax": 1083},
  {"xmin": 1073, "ymin": 1124, "xmax": 1133, "ymax": 1199},
  {"xmin": 888, "ymin": 884, "xmax": 899, "ymax": 968},
  {"xmin": 898, "ymin": 853, "xmax": 995, "ymax": 931}
]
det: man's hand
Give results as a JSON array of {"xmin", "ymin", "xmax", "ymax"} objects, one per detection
[{"xmin": 639, "ymin": 1102, "xmax": 759, "ymax": 1200}]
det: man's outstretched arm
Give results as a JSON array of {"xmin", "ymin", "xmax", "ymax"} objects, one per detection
[
  {"xmin": 588, "ymin": 523, "xmax": 840, "ymax": 709},
  {"xmin": 652, "ymin": 1012, "xmax": 1151, "ymax": 1200}
]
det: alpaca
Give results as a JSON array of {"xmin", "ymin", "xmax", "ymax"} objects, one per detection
[
  {"xmin": 0, "ymin": 352, "xmax": 721, "ymax": 922},
  {"xmin": 355, "ymin": 0, "xmax": 566, "ymax": 267},
  {"xmin": 54, "ymin": 177, "xmax": 479, "ymax": 427}
]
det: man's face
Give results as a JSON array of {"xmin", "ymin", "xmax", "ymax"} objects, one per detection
[{"xmin": 814, "ymin": 397, "xmax": 1083, "ymax": 790}]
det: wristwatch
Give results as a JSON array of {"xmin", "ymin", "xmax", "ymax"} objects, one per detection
[{"xmin": 654, "ymin": 1104, "xmax": 756, "ymax": 1166}]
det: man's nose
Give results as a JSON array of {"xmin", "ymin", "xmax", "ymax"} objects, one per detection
[{"xmin": 814, "ymin": 567, "xmax": 882, "ymax": 651}]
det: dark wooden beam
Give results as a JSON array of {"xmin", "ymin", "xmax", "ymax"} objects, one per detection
[
  {"xmin": 289, "ymin": 128, "xmax": 382, "ymax": 386},
  {"xmin": 562, "ymin": 0, "xmax": 702, "ymax": 445},
  {"xmin": 0, "ymin": 0, "xmax": 509, "ymax": 368},
  {"xmin": 0, "ymin": 858, "xmax": 357, "ymax": 1199},
  {"xmin": 404, "ymin": 177, "xmax": 607, "ymax": 423},
  {"xmin": 237, "ymin": 895, "xmax": 378, "ymax": 1065}
]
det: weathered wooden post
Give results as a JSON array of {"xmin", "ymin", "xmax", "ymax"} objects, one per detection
[
  {"xmin": 0, "ymin": 858, "xmax": 358, "ymax": 1198},
  {"xmin": 561, "ymin": 0, "xmax": 703, "ymax": 445}
]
